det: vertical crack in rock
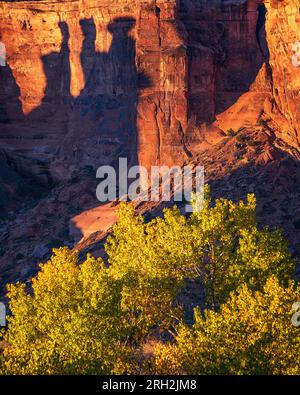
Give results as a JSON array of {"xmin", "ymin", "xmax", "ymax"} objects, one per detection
[{"xmin": 256, "ymin": 3, "xmax": 269, "ymax": 61}]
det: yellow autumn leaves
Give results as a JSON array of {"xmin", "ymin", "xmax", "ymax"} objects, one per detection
[
  {"xmin": 0, "ymin": 187, "xmax": 299, "ymax": 374},
  {"xmin": 154, "ymin": 276, "xmax": 300, "ymax": 374}
]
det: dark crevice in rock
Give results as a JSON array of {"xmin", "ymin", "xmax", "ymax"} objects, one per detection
[{"xmin": 256, "ymin": 3, "xmax": 270, "ymax": 62}]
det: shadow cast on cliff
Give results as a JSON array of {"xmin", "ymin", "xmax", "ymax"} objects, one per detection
[
  {"xmin": 28, "ymin": 17, "xmax": 150, "ymax": 170},
  {"xmin": 0, "ymin": 2, "xmax": 273, "ymax": 237},
  {"xmin": 0, "ymin": 16, "xmax": 151, "ymax": 212},
  {"xmin": 1, "ymin": 3, "xmax": 271, "ymax": 193},
  {"xmin": 0, "ymin": 15, "xmax": 152, "ymax": 291}
]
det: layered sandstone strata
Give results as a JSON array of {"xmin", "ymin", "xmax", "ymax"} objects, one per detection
[{"xmin": 0, "ymin": 0, "xmax": 299, "ymax": 193}]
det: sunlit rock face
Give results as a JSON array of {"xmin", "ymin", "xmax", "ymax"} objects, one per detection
[
  {"xmin": 263, "ymin": 0, "xmax": 300, "ymax": 146},
  {"xmin": 0, "ymin": 0, "xmax": 299, "ymax": 193}
]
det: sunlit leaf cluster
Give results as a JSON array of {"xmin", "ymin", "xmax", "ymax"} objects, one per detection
[{"xmin": 0, "ymin": 187, "xmax": 298, "ymax": 374}]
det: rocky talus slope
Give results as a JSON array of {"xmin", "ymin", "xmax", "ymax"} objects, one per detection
[{"xmin": 0, "ymin": 0, "xmax": 299, "ymax": 294}]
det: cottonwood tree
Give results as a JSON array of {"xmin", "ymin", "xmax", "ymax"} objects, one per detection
[{"xmin": 0, "ymin": 187, "xmax": 296, "ymax": 374}]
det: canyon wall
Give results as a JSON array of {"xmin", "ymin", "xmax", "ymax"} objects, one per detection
[
  {"xmin": 263, "ymin": 0, "xmax": 300, "ymax": 146},
  {"xmin": 1, "ymin": 0, "xmax": 300, "ymax": 289},
  {"xmin": 0, "ymin": 0, "xmax": 299, "ymax": 199}
]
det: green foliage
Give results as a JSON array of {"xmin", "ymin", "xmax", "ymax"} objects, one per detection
[
  {"xmin": 0, "ymin": 188, "xmax": 297, "ymax": 375},
  {"xmin": 189, "ymin": 189, "xmax": 294, "ymax": 306},
  {"xmin": 108, "ymin": 187, "xmax": 294, "ymax": 308},
  {"xmin": 0, "ymin": 250, "xmax": 127, "ymax": 374},
  {"xmin": 154, "ymin": 276, "xmax": 300, "ymax": 375}
]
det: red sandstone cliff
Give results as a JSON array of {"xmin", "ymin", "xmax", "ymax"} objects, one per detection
[
  {"xmin": 264, "ymin": 0, "xmax": 300, "ymax": 145},
  {"xmin": 0, "ymin": 0, "xmax": 300, "ymax": 291},
  {"xmin": 1, "ymin": 0, "xmax": 298, "ymax": 182}
]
